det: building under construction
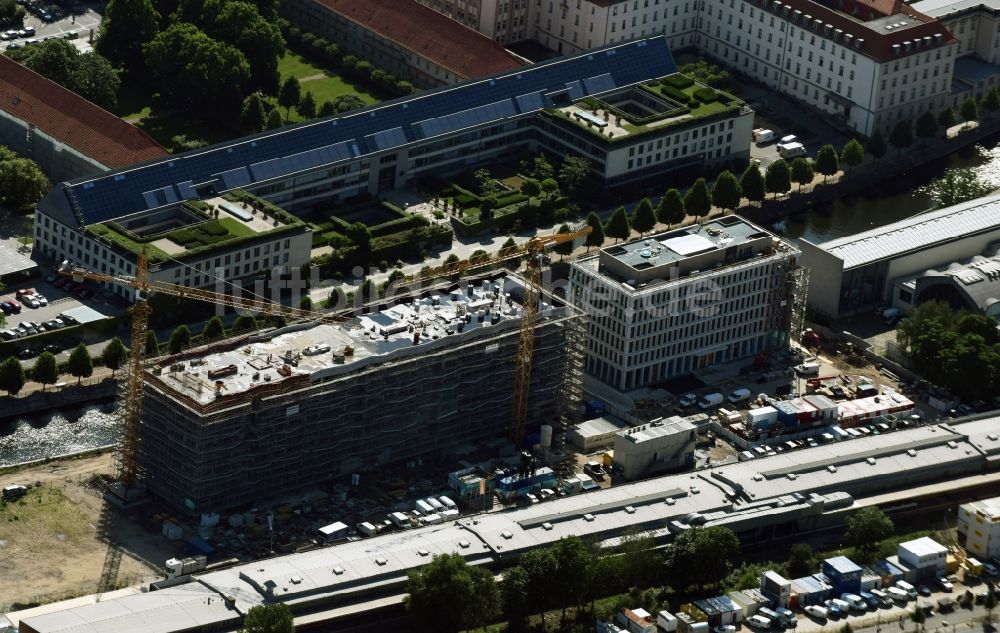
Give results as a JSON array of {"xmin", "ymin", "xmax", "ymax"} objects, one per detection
[{"xmin": 138, "ymin": 274, "xmax": 584, "ymax": 514}]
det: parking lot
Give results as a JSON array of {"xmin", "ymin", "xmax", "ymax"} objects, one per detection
[{"xmin": 1, "ymin": 0, "xmax": 102, "ymax": 53}]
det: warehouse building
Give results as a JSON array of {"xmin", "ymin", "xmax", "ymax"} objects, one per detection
[
  {"xmin": 892, "ymin": 246, "xmax": 1000, "ymax": 321},
  {"xmin": 958, "ymin": 495, "xmax": 1000, "ymax": 560},
  {"xmin": 800, "ymin": 194, "xmax": 1000, "ymax": 318},
  {"xmin": 570, "ymin": 216, "xmax": 805, "ymax": 392},
  {"xmin": 568, "ymin": 415, "xmax": 630, "ymax": 451},
  {"xmin": 138, "ymin": 274, "xmax": 584, "ymax": 514},
  {"xmin": 13, "ymin": 416, "xmax": 1000, "ymax": 633}
]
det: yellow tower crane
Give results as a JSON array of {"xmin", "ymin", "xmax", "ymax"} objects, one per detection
[{"xmin": 64, "ymin": 225, "xmax": 590, "ymax": 488}]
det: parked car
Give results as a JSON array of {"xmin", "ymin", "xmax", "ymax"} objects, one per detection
[
  {"xmin": 714, "ymin": 626, "xmax": 737, "ymax": 633},
  {"xmin": 21, "ymin": 295, "xmax": 39, "ymax": 308},
  {"xmin": 918, "ymin": 585, "xmax": 932, "ymax": 597},
  {"xmin": 15, "ymin": 288, "xmax": 36, "ymax": 299},
  {"xmin": 58, "ymin": 313, "xmax": 77, "ymax": 325},
  {"xmin": 43, "ymin": 319, "xmax": 63, "ymax": 330},
  {"xmin": 804, "ymin": 605, "xmax": 828, "ymax": 620},
  {"xmin": 6, "ymin": 300, "xmax": 20, "ymax": 313},
  {"xmin": 0, "ymin": 303, "xmax": 10, "ymax": 315},
  {"xmin": 678, "ymin": 392, "xmax": 697, "ymax": 408},
  {"xmin": 936, "ymin": 577, "xmax": 954, "ymax": 592},
  {"xmin": 0, "ymin": 330, "xmax": 17, "ymax": 340},
  {"xmin": 16, "ymin": 348, "xmax": 38, "ymax": 359},
  {"xmin": 30, "ymin": 293, "xmax": 47, "ymax": 306},
  {"xmin": 2, "ymin": 484, "xmax": 27, "ymax": 501},
  {"xmin": 983, "ymin": 563, "xmax": 998, "ymax": 576},
  {"xmin": 53, "ymin": 276, "xmax": 70, "ymax": 288}
]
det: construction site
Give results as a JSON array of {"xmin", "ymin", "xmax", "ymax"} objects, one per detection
[{"xmin": 137, "ymin": 273, "xmax": 586, "ymax": 515}]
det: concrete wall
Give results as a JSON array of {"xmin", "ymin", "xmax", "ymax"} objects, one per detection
[
  {"xmin": 799, "ymin": 240, "xmax": 845, "ymax": 318},
  {"xmin": 613, "ymin": 425, "xmax": 696, "ymax": 479}
]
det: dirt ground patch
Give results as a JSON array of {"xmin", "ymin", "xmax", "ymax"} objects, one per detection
[{"xmin": 0, "ymin": 452, "xmax": 177, "ymax": 609}]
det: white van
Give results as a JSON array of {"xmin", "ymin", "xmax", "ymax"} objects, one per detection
[
  {"xmin": 830, "ymin": 598, "xmax": 851, "ymax": 614},
  {"xmin": 728, "ymin": 387, "xmax": 752, "ymax": 405},
  {"xmin": 804, "ymin": 605, "xmax": 828, "ymax": 620},
  {"xmin": 698, "ymin": 392, "xmax": 724, "ymax": 409},
  {"xmin": 795, "ymin": 362, "xmax": 820, "ymax": 376},
  {"xmin": 777, "ymin": 141, "xmax": 807, "ymax": 158},
  {"xmin": 896, "ymin": 581, "xmax": 918, "ymax": 599},
  {"xmin": 841, "ymin": 593, "xmax": 866, "ymax": 611},
  {"xmin": 747, "ymin": 615, "xmax": 772, "ymax": 629},
  {"xmin": 887, "ymin": 587, "xmax": 910, "ymax": 602}
]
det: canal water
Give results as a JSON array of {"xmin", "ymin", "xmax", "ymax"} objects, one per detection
[
  {"xmin": 784, "ymin": 142, "xmax": 1000, "ymax": 244},
  {"xmin": 4, "ymin": 143, "xmax": 1000, "ymax": 468}
]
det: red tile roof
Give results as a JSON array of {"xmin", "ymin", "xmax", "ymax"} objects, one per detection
[
  {"xmin": 0, "ymin": 56, "xmax": 168, "ymax": 170},
  {"xmin": 312, "ymin": 0, "xmax": 526, "ymax": 80}
]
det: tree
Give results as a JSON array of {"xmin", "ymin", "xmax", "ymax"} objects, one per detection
[
  {"xmin": 711, "ymin": 169, "xmax": 742, "ymax": 214},
  {"xmin": 278, "ymin": 76, "xmax": 302, "ymax": 122},
  {"xmin": 926, "ymin": 168, "xmax": 993, "ymax": 208},
  {"xmin": 765, "ymin": 159, "xmax": 792, "ymax": 198},
  {"xmin": 790, "ymin": 157, "xmax": 815, "ymax": 191},
  {"xmin": 233, "ymin": 315, "xmax": 257, "ymax": 332},
  {"xmin": 552, "ymin": 223, "xmax": 574, "ymax": 261},
  {"xmin": 939, "ymin": 107, "xmax": 958, "ymax": 129},
  {"xmin": 67, "ymin": 343, "xmax": 93, "ymax": 384},
  {"xmin": 585, "ymin": 211, "xmax": 605, "ymax": 250},
  {"xmin": 518, "ymin": 547, "xmax": 558, "ymax": 619},
  {"xmin": 605, "ymin": 206, "xmax": 631, "ymax": 243},
  {"xmin": 684, "ymin": 177, "xmax": 711, "ymax": 219},
  {"xmin": 240, "ymin": 93, "xmax": 268, "ymax": 133},
  {"xmin": 100, "ymin": 337, "xmax": 127, "ymax": 375},
  {"xmin": 552, "ymin": 536, "xmax": 592, "ymax": 623},
  {"xmin": 298, "ymin": 91, "xmax": 316, "ymax": 119},
  {"xmin": 145, "ymin": 330, "xmax": 160, "ymax": 357},
  {"xmin": 631, "ymin": 198, "xmax": 657, "ymax": 235},
  {"xmin": 845, "ymin": 507, "xmax": 894, "ymax": 555},
  {"xmin": 814, "ymin": 144, "xmax": 839, "ymax": 182},
  {"xmin": 33, "ymin": 352, "xmax": 58, "ymax": 391},
  {"xmin": 318, "ymin": 100, "xmax": 336, "ymax": 118},
  {"xmin": 658, "ymin": 188, "xmax": 686, "ymax": 226},
  {"xmin": 740, "ymin": 162, "xmax": 766, "ymax": 207},
  {"xmin": 558, "ymin": 155, "xmax": 591, "ymax": 194},
  {"xmin": 889, "ymin": 120, "xmax": 914, "ymax": 154},
  {"xmin": 501, "ymin": 565, "xmax": 532, "ymax": 633},
  {"xmin": 10, "ymin": 40, "xmax": 122, "ymax": 110},
  {"xmin": 787, "ymin": 543, "xmax": 816, "ymax": 578},
  {"xmin": 474, "ymin": 168, "xmax": 499, "ymax": 197},
  {"xmin": 239, "ymin": 603, "xmax": 294, "ymax": 633},
  {"xmin": 0, "ymin": 356, "xmax": 25, "ymax": 395},
  {"xmin": 521, "ymin": 154, "xmax": 554, "ymax": 180},
  {"xmin": 206, "ymin": 0, "xmax": 285, "ymax": 94},
  {"xmin": 961, "ymin": 95, "xmax": 979, "ymax": 122},
  {"xmin": 520, "ymin": 177, "xmax": 541, "ymax": 197},
  {"xmin": 265, "ymin": 108, "xmax": 283, "ymax": 130},
  {"xmin": 169, "ymin": 325, "xmax": 192, "ymax": 354},
  {"xmin": 299, "ymin": 296, "xmax": 313, "ymax": 312},
  {"xmin": 665, "ymin": 526, "xmax": 740, "ymax": 589},
  {"xmin": 867, "ymin": 129, "xmax": 888, "ymax": 159},
  {"xmin": 143, "ymin": 23, "xmax": 250, "ymax": 122},
  {"xmin": 983, "ymin": 86, "xmax": 1000, "ymax": 118},
  {"xmin": 346, "ymin": 222, "xmax": 372, "ymax": 253},
  {"xmin": 915, "ymin": 111, "xmax": 939, "ymax": 144},
  {"xmin": 404, "ymin": 553, "xmax": 499, "ymax": 633},
  {"xmin": 0, "ymin": 158, "xmax": 50, "ymax": 210},
  {"xmin": 96, "ymin": 0, "xmax": 160, "ymax": 75},
  {"xmin": 203, "ymin": 316, "xmax": 225, "ymax": 340},
  {"xmin": 840, "ymin": 139, "xmax": 864, "ymax": 172}
]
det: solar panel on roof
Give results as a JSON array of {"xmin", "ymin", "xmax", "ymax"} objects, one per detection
[
  {"xmin": 176, "ymin": 181, "xmax": 197, "ymax": 200},
  {"xmin": 951, "ymin": 269, "xmax": 983, "ymax": 285},
  {"xmin": 249, "ymin": 141, "xmax": 354, "ymax": 181},
  {"xmin": 582, "ymin": 73, "xmax": 616, "ymax": 95},
  {"xmin": 565, "ymin": 80, "xmax": 584, "ymax": 100},
  {"xmin": 216, "ymin": 167, "xmax": 252, "ymax": 190},
  {"xmin": 365, "ymin": 127, "xmax": 408, "ymax": 151},
  {"xmin": 514, "ymin": 91, "xmax": 545, "ymax": 113}
]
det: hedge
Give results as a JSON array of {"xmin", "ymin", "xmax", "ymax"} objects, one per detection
[
  {"xmin": 368, "ymin": 213, "xmax": 428, "ymax": 238},
  {"xmin": 661, "ymin": 84, "xmax": 691, "ymax": 104},
  {"xmin": 693, "ymin": 87, "xmax": 719, "ymax": 103},
  {"xmin": 663, "ymin": 74, "xmax": 694, "ymax": 89}
]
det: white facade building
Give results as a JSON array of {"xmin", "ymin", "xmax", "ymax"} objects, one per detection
[
  {"xmin": 897, "ymin": 536, "xmax": 949, "ymax": 577},
  {"xmin": 570, "ymin": 216, "xmax": 801, "ymax": 392},
  {"xmin": 424, "ymin": 0, "xmax": 963, "ymax": 137},
  {"xmin": 414, "ymin": 0, "xmax": 531, "ymax": 42},
  {"xmin": 612, "ymin": 416, "xmax": 697, "ymax": 478},
  {"xmin": 958, "ymin": 495, "xmax": 1000, "ymax": 560}
]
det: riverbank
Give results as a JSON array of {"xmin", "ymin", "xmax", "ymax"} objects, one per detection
[
  {"xmin": 742, "ymin": 117, "xmax": 1000, "ymax": 229},
  {"xmin": 0, "ymin": 370, "xmax": 117, "ymax": 422}
]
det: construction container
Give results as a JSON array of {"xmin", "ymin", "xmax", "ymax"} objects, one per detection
[
  {"xmin": 747, "ymin": 406, "xmax": 778, "ymax": 429},
  {"xmin": 658, "ymin": 611, "xmax": 678, "ymax": 632},
  {"xmin": 162, "ymin": 521, "xmax": 183, "ymax": 540}
]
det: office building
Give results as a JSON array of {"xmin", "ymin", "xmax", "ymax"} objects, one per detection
[
  {"xmin": 414, "ymin": 0, "xmax": 531, "ymax": 42},
  {"xmin": 570, "ymin": 216, "xmax": 804, "ymax": 392},
  {"xmin": 613, "ymin": 416, "xmax": 697, "ymax": 478}
]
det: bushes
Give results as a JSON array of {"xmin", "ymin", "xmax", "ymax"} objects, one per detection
[
  {"xmin": 693, "ymin": 87, "xmax": 719, "ymax": 103},
  {"xmin": 662, "ymin": 74, "xmax": 694, "ymax": 89},
  {"xmin": 661, "ymin": 84, "xmax": 691, "ymax": 104}
]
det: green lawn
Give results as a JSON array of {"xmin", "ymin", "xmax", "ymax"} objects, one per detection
[
  {"xmin": 273, "ymin": 51, "xmax": 379, "ymax": 123},
  {"xmin": 112, "ymin": 82, "xmax": 232, "ymax": 151}
]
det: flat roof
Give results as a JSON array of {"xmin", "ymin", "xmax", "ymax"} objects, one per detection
[
  {"xmin": 812, "ymin": 194, "xmax": 1000, "ymax": 270},
  {"xmin": 961, "ymin": 495, "xmax": 1000, "ymax": 519},
  {"xmin": 572, "ymin": 416, "xmax": 629, "ymax": 438},
  {"xmin": 60, "ymin": 305, "xmax": 109, "ymax": 325},
  {"xmin": 0, "ymin": 242, "xmax": 37, "ymax": 276},
  {"xmin": 899, "ymin": 536, "xmax": 948, "ymax": 557},
  {"xmin": 21, "ymin": 417, "xmax": 1000, "ymax": 630},
  {"xmin": 909, "ymin": 0, "xmax": 1000, "ymax": 16},
  {"xmin": 606, "ymin": 217, "xmax": 772, "ymax": 271},
  {"xmin": 42, "ymin": 37, "xmax": 677, "ymax": 228},
  {"xmin": 147, "ymin": 277, "xmax": 537, "ymax": 406},
  {"xmin": 618, "ymin": 417, "xmax": 696, "ymax": 444},
  {"xmin": 825, "ymin": 555, "xmax": 863, "ymax": 574}
]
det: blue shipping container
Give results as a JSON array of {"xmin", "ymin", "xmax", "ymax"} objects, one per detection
[{"xmin": 186, "ymin": 536, "xmax": 215, "ymax": 560}]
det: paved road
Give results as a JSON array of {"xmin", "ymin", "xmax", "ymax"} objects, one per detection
[
  {"xmin": 795, "ymin": 594, "xmax": 997, "ymax": 633},
  {"xmin": 1, "ymin": 1, "xmax": 102, "ymax": 53}
]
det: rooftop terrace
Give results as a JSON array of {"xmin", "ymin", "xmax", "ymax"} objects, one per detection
[
  {"xmin": 147, "ymin": 276, "xmax": 549, "ymax": 407},
  {"xmin": 551, "ymin": 74, "xmax": 746, "ymax": 141},
  {"xmin": 577, "ymin": 216, "xmax": 788, "ymax": 286}
]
